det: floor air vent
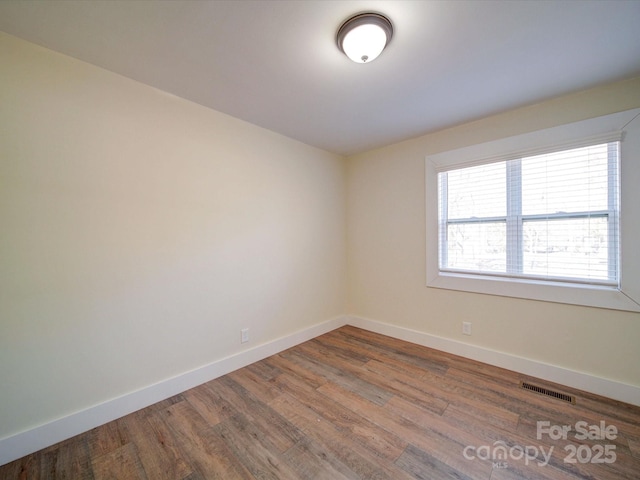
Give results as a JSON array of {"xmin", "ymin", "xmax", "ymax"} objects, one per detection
[{"xmin": 520, "ymin": 381, "xmax": 576, "ymax": 404}]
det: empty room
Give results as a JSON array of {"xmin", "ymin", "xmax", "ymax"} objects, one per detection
[{"xmin": 1, "ymin": 1, "xmax": 640, "ymax": 479}]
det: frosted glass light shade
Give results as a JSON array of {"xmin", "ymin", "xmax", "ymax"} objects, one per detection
[{"xmin": 337, "ymin": 13, "xmax": 393, "ymax": 64}]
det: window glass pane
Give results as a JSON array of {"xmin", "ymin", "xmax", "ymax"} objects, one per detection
[
  {"xmin": 446, "ymin": 163, "xmax": 506, "ymax": 219},
  {"xmin": 446, "ymin": 222, "xmax": 506, "ymax": 272},
  {"xmin": 523, "ymin": 217, "xmax": 610, "ymax": 280},
  {"xmin": 438, "ymin": 141, "xmax": 617, "ymax": 285},
  {"xmin": 521, "ymin": 144, "xmax": 609, "ymax": 215}
]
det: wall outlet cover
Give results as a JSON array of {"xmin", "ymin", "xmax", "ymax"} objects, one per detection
[{"xmin": 462, "ymin": 322, "xmax": 472, "ymax": 335}]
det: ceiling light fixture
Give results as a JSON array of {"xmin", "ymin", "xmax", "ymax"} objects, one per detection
[{"xmin": 337, "ymin": 12, "xmax": 393, "ymax": 64}]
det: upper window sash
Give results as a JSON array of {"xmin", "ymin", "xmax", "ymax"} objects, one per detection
[{"xmin": 431, "ymin": 129, "xmax": 624, "ymax": 174}]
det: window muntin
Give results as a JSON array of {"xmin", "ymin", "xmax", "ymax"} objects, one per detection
[{"xmin": 438, "ymin": 142, "xmax": 619, "ymax": 286}]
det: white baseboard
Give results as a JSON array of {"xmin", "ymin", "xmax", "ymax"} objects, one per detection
[
  {"xmin": 347, "ymin": 315, "xmax": 640, "ymax": 407},
  {"xmin": 0, "ymin": 315, "xmax": 348, "ymax": 467}
]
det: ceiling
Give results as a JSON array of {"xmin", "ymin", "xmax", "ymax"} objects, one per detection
[{"xmin": 1, "ymin": 0, "xmax": 639, "ymax": 156}]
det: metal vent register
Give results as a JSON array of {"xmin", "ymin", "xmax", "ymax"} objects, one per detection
[{"xmin": 520, "ymin": 381, "xmax": 576, "ymax": 404}]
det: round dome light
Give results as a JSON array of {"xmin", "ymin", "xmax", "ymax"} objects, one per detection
[{"xmin": 337, "ymin": 13, "xmax": 393, "ymax": 64}]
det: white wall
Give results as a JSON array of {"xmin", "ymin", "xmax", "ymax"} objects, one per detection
[
  {"xmin": 0, "ymin": 32, "xmax": 346, "ymax": 441},
  {"xmin": 347, "ymin": 77, "xmax": 640, "ymax": 390}
]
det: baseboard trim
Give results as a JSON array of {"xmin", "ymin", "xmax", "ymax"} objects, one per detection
[
  {"xmin": 0, "ymin": 315, "xmax": 348, "ymax": 467},
  {"xmin": 347, "ymin": 315, "xmax": 640, "ymax": 407}
]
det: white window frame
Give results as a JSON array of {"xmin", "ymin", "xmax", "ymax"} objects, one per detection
[{"xmin": 426, "ymin": 108, "xmax": 640, "ymax": 312}]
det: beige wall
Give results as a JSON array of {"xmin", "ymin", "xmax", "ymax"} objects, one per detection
[
  {"xmin": 0, "ymin": 33, "xmax": 346, "ymax": 439},
  {"xmin": 347, "ymin": 76, "xmax": 640, "ymax": 388}
]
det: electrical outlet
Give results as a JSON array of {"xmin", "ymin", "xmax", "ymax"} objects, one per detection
[
  {"xmin": 241, "ymin": 328, "xmax": 249, "ymax": 344},
  {"xmin": 462, "ymin": 322, "xmax": 472, "ymax": 336}
]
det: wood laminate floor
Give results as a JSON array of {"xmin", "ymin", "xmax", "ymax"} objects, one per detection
[{"xmin": 1, "ymin": 326, "xmax": 639, "ymax": 479}]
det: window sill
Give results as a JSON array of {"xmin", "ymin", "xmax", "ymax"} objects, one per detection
[{"xmin": 427, "ymin": 270, "xmax": 640, "ymax": 312}]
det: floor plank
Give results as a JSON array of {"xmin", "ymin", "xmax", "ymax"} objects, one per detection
[
  {"xmin": 162, "ymin": 400, "xmax": 253, "ymax": 480},
  {"xmin": 269, "ymin": 392, "xmax": 415, "ymax": 480},
  {"xmin": 121, "ymin": 409, "xmax": 193, "ymax": 480},
  {"xmin": 90, "ymin": 443, "xmax": 146, "ymax": 480}
]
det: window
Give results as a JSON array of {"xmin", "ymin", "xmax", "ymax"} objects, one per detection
[
  {"xmin": 438, "ymin": 142, "xmax": 619, "ymax": 286},
  {"xmin": 426, "ymin": 108, "xmax": 640, "ymax": 312}
]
